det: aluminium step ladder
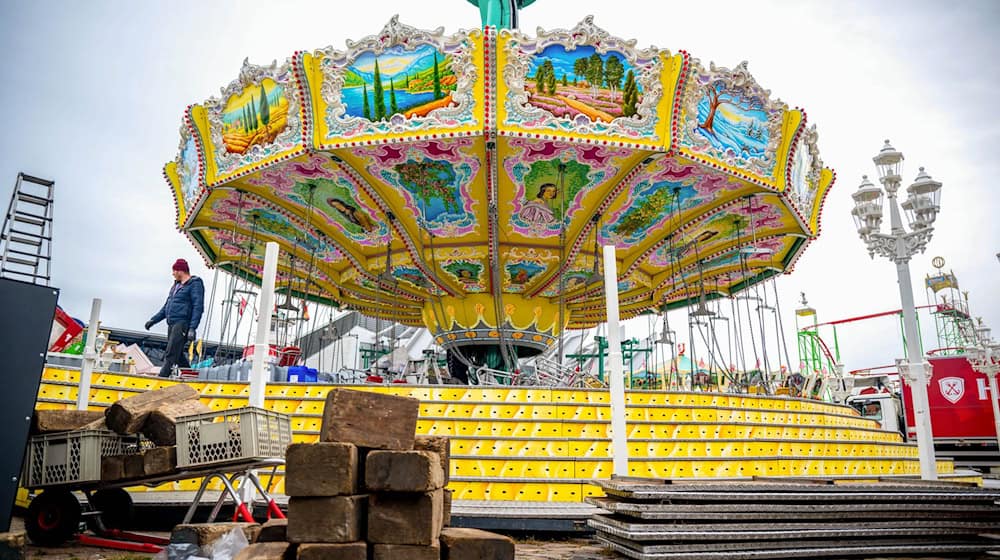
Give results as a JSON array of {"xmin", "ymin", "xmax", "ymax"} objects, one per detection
[{"xmin": 0, "ymin": 173, "xmax": 55, "ymax": 285}]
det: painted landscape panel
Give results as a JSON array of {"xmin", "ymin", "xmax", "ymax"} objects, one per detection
[
  {"xmin": 526, "ymin": 44, "xmax": 642, "ymax": 122},
  {"xmin": 694, "ymin": 81, "xmax": 769, "ymax": 161},
  {"xmin": 342, "ymin": 44, "xmax": 457, "ymax": 121},
  {"xmin": 179, "ymin": 135, "xmax": 199, "ymax": 209},
  {"xmin": 221, "ymin": 78, "xmax": 290, "ymax": 154}
]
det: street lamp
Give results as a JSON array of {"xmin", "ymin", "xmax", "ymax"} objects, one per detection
[
  {"xmin": 851, "ymin": 140, "xmax": 943, "ymax": 480},
  {"xmin": 965, "ymin": 320, "xmax": 1000, "ymax": 453}
]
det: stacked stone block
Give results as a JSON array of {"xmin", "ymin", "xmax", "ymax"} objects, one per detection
[{"xmin": 231, "ymin": 388, "xmax": 512, "ymax": 560}]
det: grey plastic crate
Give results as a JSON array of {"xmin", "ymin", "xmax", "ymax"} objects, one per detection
[
  {"xmin": 176, "ymin": 407, "xmax": 291, "ymax": 468},
  {"xmin": 24, "ymin": 430, "xmax": 138, "ymax": 488}
]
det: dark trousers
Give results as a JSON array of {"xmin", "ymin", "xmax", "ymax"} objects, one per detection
[{"xmin": 159, "ymin": 322, "xmax": 190, "ymax": 377}]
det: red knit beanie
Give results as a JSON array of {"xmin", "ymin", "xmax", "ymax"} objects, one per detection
[{"xmin": 172, "ymin": 258, "xmax": 189, "ymax": 273}]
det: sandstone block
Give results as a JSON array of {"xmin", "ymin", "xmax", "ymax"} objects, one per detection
[
  {"xmin": 76, "ymin": 417, "xmax": 107, "ymax": 431},
  {"xmin": 368, "ymin": 489, "xmax": 443, "ymax": 545},
  {"xmin": 414, "ymin": 435, "xmax": 451, "ymax": 485},
  {"xmin": 234, "ymin": 542, "xmax": 292, "ymax": 560},
  {"xmin": 124, "ymin": 454, "xmax": 145, "ymax": 479},
  {"xmin": 285, "ymin": 442, "xmax": 358, "ymax": 496},
  {"xmin": 255, "ymin": 518, "xmax": 287, "ymax": 543},
  {"xmin": 100, "ymin": 455, "xmax": 124, "ymax": 482},
  {"xmin": 142, "ymin": 399, "xmax": 211, "ymax": 446},
  {"xmin": 105, "ymin": 384, "xmax": 199, "ymax": 435},
  {"xmin": 320, "ymin": 389, "xmax": 419, "ymax": 449},
  {"xmin": 171, "ymin": 522, "xmax": 261, "ymax": 548},
  {"xmin": 439, "ymin": 527, "xmax": 514, "ymax": 560},
  {"xmin": 287, "ymin": 495, "xmax": 365, "ymax": 544},
  {"xmin": 443, "ymin": 488, "xmax": 452, "ymax": 527},
  {"xmin": 297, "ymin": 542, "xmax": 366, "ymax": 560},
  {"xmin": 32, "ymin": 410, "xmax": 103, "ymax": 434},
  {"xmin": 373, "ymin": 542, "xmax": 440, "ymax": 560},
  {"xmin": 365, "ymin": 450, "xmax": 443, "ymax": 492},
  {"xmin": 143, "ymin": 446, "xmax": 177, "ymax": 476}
]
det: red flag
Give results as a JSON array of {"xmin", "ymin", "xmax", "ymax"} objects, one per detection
[
  {"xmin": 302, "ymin": 302, "xmax": 310, "ymax": 321},
  {"xmin": 238, "ymin": 297, "xmax": 248, "ymax": 317}
]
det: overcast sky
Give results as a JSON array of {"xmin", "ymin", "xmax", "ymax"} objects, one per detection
[{"xmin": 1, "ymin": 0, "xmax": 997, "ymax": 373}]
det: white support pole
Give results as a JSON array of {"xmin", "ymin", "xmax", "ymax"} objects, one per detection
[
  {"xmin": 890, "ymin": 196, "xmax": 937, "ymax": 480},
  {"xmin": 249, "ymin": 242, "xmax": 279, "ymax": 409},
  {"xmin": 603, "ymin": 245, "xmax": 629, "ymax": 477},
  {"xmin": 77, "ymin": 298, "xmax": 102, "ymax": 410}
]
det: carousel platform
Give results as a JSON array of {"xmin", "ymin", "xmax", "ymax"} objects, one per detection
[{"xmin": 34, "ymin": 366, "xmax": 971, "ymax": 511}]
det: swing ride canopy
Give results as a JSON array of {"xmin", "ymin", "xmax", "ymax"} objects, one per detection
[{"xmin": 164, "ymin": 15, "xmax": 834, "ymax": 358}]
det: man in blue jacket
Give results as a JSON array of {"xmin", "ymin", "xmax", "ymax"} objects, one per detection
[{"xmin": 145, "ymin": 258, "xmax": 205, "ymax": 377}]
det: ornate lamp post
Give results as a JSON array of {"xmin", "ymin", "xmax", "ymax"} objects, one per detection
[
  {"xmin": 966, "ymin": 321, "xmax": 1000, "ymax": 451},
  {"xmin": 851, "ymin": 140, "xmax": 943, "ymax": 480}
]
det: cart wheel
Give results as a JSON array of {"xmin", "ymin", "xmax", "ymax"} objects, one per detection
[
  {"xmin": 25, "ymin": 489, "xmax": 81, "ymax": 546},
  {"xmin": 87, "ymin": 488, "xmax": 134, "ymax": 531}
]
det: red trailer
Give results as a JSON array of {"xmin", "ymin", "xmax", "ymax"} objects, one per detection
[{"xmin": 849, "ymin": 355, "xmax": 999, "ymax": 470}]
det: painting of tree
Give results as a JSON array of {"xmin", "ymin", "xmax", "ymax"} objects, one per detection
[
  {"xmin": 573, "ymin": 57, "xmax": 588, "ymax": 86},
  {"xmin": 622, "ymin": 70, "xmax": 638, "ymax": 117},
  {"xmin": 699, "ymin": 80, "xmax": 764, "ymax": 135},
  {"xmin": 363, "ymin": 83, "xmax": 371, "ymax": 120},
  {"xmin": 604, "ymin": 56, "xmax": 624, "ymax": 100},
  {"xmin": 258, "ymin": 84, "xmax": 270, "ymax": 130},
  {"xmin": 373, "ymin": 59, "xmax": 386, "ymax": 120},
  {"xmin": 585, "ymin": 52, "xmax": 604, "ymax": 97},
  {"xmin": 433, "ymin": 53, "xmax": 442, "ymax": 100}
]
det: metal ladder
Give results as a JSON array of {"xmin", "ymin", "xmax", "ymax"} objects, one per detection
[{"xmin": 0, "ymin": 173, "xmax": 55, "ymax": 285}]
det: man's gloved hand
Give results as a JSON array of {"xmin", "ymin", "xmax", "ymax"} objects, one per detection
[
  {"xmin": 186, "ymin": 328, "xmax": 196, "ymax": 342},
  {"xmin": 144, "ymin": 320, "xmax": 154, "ymax": 330}
]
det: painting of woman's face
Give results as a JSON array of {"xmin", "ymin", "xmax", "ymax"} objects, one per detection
[{"xmin": 538, "ymin": 183, "xmax": 557, "ymax": 200}]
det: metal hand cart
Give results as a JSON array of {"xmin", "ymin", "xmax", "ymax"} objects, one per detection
[{"xmin": 22, "ymin": 407, "xmax": 291, "ymax": 551}]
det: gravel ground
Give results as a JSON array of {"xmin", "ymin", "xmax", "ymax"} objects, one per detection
[{"xmin": 13, "ymin": 517, "xmax": 612, "ymax": 560}]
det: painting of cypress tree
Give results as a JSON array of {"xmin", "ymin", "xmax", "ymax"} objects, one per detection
[
  {"xmin": 259, "ymin": 84, "xmax": 270, "ymax": 130},
  {"xmin": 373, "ymin": 59, "xmax": 386, "ymax": 120},
  {"xmin": 432, "ymin": 53, "xmax": 442, "ymax": 100},
  {"xmin": 622, "ymin": 70, "xmax": 638, "ymax": 117},
  {"xmin": 534, "ymin": 64, "xmax": 546, "ymax": 91},
  {"xmin": 405, "ymin": 73, "xmax": 410, "ymax": 89},
  {"xmin": 362, "ymin": 83, "xmax": 371, "ymax": 120},
  {"xmin": 390, "ymin": 81, "xmax": 398, "ymax": 115}
]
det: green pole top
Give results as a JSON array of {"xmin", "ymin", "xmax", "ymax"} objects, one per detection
[{"xmin": 466, "ymin": 0, "xmax": 537, "ymax": 29}]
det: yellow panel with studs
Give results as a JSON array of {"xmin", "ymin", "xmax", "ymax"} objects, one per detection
[{"xmin": 28, "ymin": 368, "xmax": 963, "ymax": 503}]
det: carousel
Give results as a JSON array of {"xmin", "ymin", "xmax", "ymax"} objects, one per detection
[
  {"xmin": 33, "ymin": 2, "xmax": 962, "ymax": 519},
  {"xmin": 164, "ymin": 4, "xmax": 833, "ymax": 390}
]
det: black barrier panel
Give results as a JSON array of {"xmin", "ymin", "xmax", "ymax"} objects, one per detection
[{"xmin": 0, "ymin": 278, "xmax": 58, "ymax": 531}]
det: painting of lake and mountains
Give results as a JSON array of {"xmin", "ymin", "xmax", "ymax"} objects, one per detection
[
  {"xmin": 342, "ymin": 44, "xmax": 457, "ymax": 121},
  {"xmin": 526, "ymin": 44, "xmax": 642, "ymax": 122}
]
